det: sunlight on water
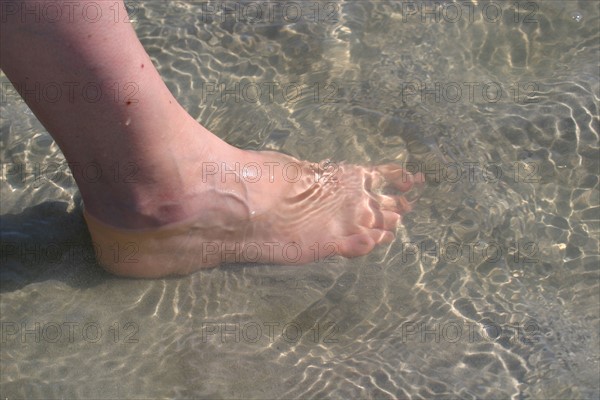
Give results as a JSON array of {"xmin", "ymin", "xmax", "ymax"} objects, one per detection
[{"xmin": 1, "ymin": 1, "xmax": 598, "ymax": 398}]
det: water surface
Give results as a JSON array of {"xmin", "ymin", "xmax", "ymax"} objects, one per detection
[{"xmin": 1, "ymin": 1, "xmax": 599, "ymax": 398}]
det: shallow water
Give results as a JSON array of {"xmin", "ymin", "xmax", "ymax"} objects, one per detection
[{"xmin": 1, "ymin": 1, "xmax": 599, "ymax": 398}]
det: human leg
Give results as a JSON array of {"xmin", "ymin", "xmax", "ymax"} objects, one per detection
[{"xmin": 1, "ymin": 0, "xmax": 423, "ymax": 277}]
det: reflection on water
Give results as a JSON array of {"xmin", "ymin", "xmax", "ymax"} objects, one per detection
[{"xmin": 1, "ymin": 1, "xmax": 598, "ymax": 398}]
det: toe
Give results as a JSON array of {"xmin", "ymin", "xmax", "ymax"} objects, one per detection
[
  {"xmin": 339, "ymin": 233, "xmax": 377, "ymax": 257},
  {"xmin": 371, "ymin": 191, "xmax": 413, "ymax": 215},
  {"xmin": 366, "ymin": 206, "xmax": 401, "ymax": 230},
  {"xmin": 389, "ymin": 195, "xmax": 413, "ymax": 213},
  {"xmin": 369, "ymin": 229, "xmax": 395, "ymax": 245},
  {"xmin": 374, "ymin": 164, "xmax": 428, "ymax": 194},
  {"xmin": 413, "ymin": 172, "xmax": 426, "ymax": 184},
  {"xmin": 371, "ymin": 192, "xmax": 400, "ymax": 212},
  {"xmin": 382, "ymin": 210, "xmax": 401, "ymax": 230}
]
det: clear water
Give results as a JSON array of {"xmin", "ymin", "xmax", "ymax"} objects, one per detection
[{"xmin": 1, "ymin": 1, "xmax": 598, "ymax": 398}]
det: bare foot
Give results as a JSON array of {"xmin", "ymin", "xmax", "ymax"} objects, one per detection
[
  {"xmin": 84, "ymin": 123, "xmax": 424, "ymax": 278},
  {"xmin": 1, "ymin": 0, "xmax": 423, "ymax": 278}
]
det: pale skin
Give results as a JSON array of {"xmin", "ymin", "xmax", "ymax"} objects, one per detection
[{"xmin": 1, "ymin": 0, "xmax": 423, "ymax": 277}]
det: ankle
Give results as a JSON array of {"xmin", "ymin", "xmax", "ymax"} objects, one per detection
[{"xmin": 80, "ymin": 120, "xmax": 236, "ymax": 229}]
